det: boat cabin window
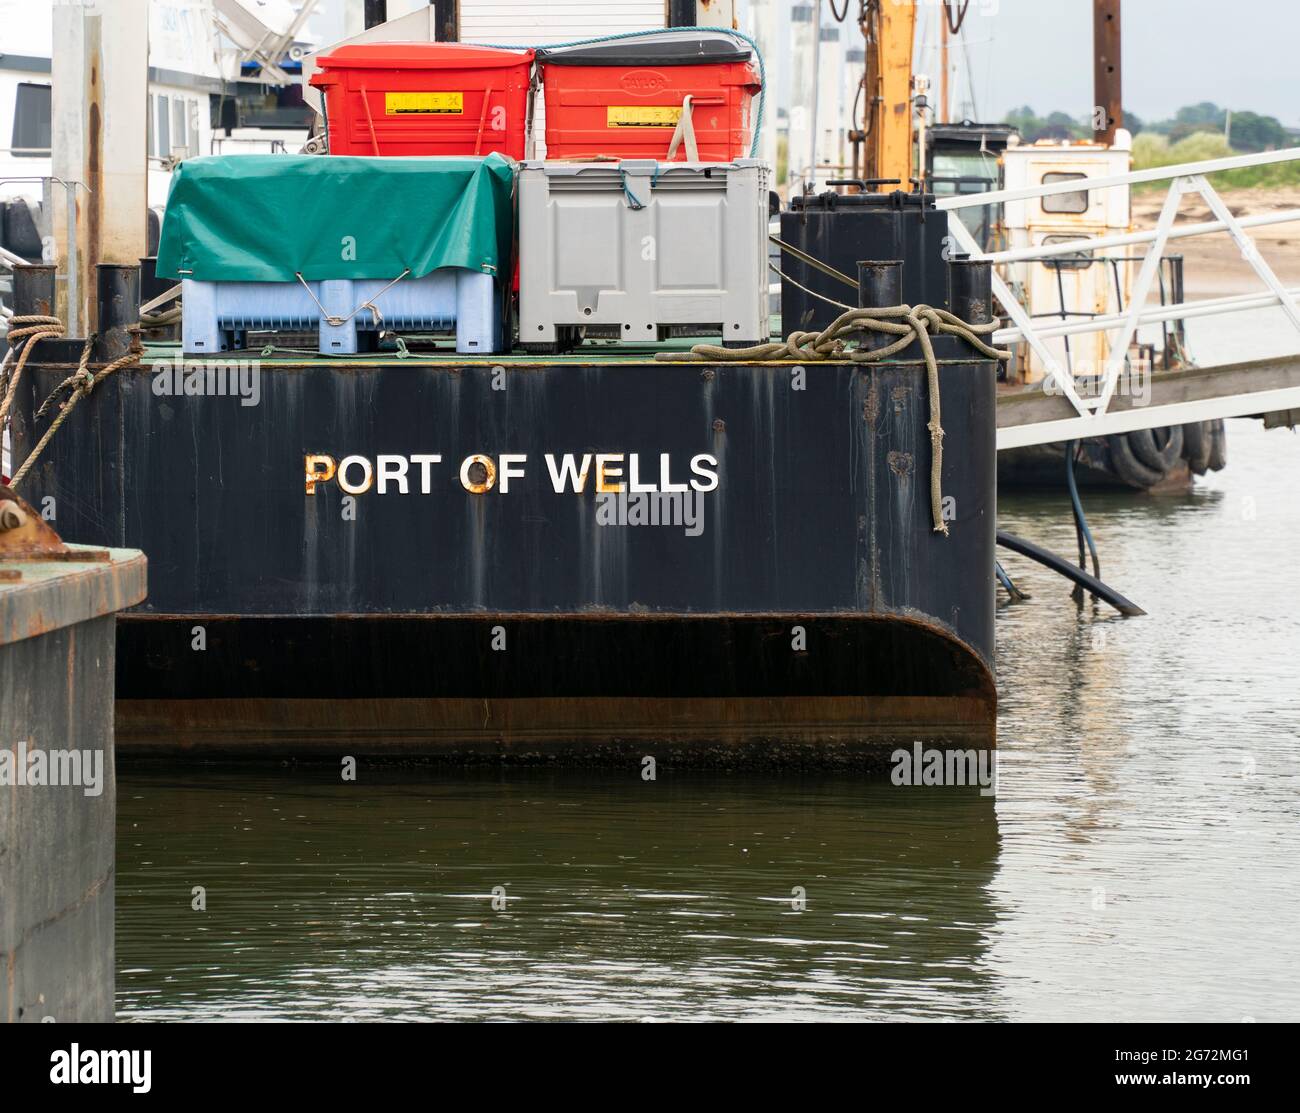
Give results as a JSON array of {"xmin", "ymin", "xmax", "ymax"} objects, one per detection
[
  {"xmin": 11, "ymin": 82, "xmax": 52, "ymax": 157},
  {"xmin": 156, "ymin": 96, "xmax": 170, "ymax": 159},
  {"xmin": 172, "ymin": 96, "xmax": 189, "ymax": 155},
  {"xmin": 1041, "ymin": 172, "xmax": 1089, "ymax": 214},
  {"xmin": 216, "ymin": 86, "xmax": 315, "ymax": 132},
  {"xmin": 1041, "ymin": 234, "xmax": 1094, "ymax": 270},
  {"xmin": 148, "ymin": 94, "xmax": 198, "ymax": 160}
]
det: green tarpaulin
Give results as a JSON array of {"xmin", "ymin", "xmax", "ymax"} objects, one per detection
[{"xmin": 156, "ymin": 153, "xmax": 515, "ymax": 283}]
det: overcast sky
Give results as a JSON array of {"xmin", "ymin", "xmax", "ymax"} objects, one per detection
[
  {"xmin": 940, "ymin": 0, "xmax": 1298, "ymax": 126},
  {"xmin": 311, "ymin": 1, "xmax": 1299, "ymax": 127}
]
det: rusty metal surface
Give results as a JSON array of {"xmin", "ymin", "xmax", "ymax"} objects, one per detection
[
  {"xmin": 114, "ymin": 611, "xmax": 996, "ymax": 761},
  {"xmin": 1093, "ymin": 0, "xmax": 1123, "ymax": 145},
  {"xmin": 0, "ymin": 490, "xmax": 146, "ymax": 643},
  {"xmin": 0, "ymin": 489, "xmax": 75, "ymax": 559},
  {"xmin": 117, "ymin": 694, "xmax": 994, "ymax": 768},
  {"xmin": 0, "ymin": 544, "xmax": 146, "ymax": 646}
]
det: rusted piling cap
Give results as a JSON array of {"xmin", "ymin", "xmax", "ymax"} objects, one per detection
[{"xmin": 0, "ymin": 488, "xmax": 146, "ymax": 643}]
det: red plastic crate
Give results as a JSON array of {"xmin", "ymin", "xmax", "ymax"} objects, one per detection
[
  {"xmin": 310, "ymin": 43, "xmax": 534, "ymax": 159},
  {"xmin": 537, "ymin": 33, "xmax": 760, "ymax": 162}
]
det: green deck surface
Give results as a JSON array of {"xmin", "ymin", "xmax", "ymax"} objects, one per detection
[
  {"xmin": 139, "ymin": 319, "xmax": 985, "ymax": 369},
  {"xmin": 139, "ymin": 337, "xmax": 827, "ymax": 367}
]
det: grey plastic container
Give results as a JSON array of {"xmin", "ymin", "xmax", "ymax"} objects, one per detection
[{"xmin": 518, "ymin": 158, "xmax": 769, "ymax": 352}]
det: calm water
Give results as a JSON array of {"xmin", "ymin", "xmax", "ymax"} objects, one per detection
[{"xmin": 116, "ymin": 406, "xmax": 1300, "ymax": 1021}]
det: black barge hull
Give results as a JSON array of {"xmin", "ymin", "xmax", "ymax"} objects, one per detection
[{"xmin": 12, "ymin": 350, "xmax": 997, "ymax": 765}]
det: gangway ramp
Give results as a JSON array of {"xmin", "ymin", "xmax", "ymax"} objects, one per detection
[
  {"xmin": 997, "ymin": 353, "xmax": 1300, "ymax": 449},
  {"xmin": 938, "ymin": 146, "xmax": 1300, "ymax": 451}
]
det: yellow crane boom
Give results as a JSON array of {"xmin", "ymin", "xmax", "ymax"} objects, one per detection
[{"xmin": 862, "ymin": 0, "xmax": 917, "ymax": 186}]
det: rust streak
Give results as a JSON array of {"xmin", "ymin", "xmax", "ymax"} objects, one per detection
[
  {"xmin": 86, "ymin": 46, "xmax": 102, "ymax": 320},
  {"xmin": 862, "ymin": 383, "xmax": 880, "ymax": 424}
]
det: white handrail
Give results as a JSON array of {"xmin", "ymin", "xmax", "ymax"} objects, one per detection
[
  {"xmin": 993, "ymin": 285, "xmax": 1300, "ymax": 345},
  {"xmin": 937, "ymin": 145, "xmax": 1300, "ymax": 210},
  {"xmin": 941, "ymin": 141, "xmax": 1300, "ymax": 423},
  {"xmin": 982, "ymin": 208, "xmax": 1300, "ymax": 265}
]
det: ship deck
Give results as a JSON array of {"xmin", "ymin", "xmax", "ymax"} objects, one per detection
[{"xmin": 133, "ymin": 336, "xmax": 1006, "ymax": 368}]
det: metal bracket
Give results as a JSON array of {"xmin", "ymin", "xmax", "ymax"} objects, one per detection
[{"xmin": 0, "ymin": 490, "xmax": 109, "ymax": 566}]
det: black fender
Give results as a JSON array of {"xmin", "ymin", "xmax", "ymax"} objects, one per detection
[
  {"xmin": 1106, "ymin": 433, "xmax": 1164, "ymax": 488},
  {"xmin": 1207, "ymin": 418, "xmax": 1228, "ymax": 471},
  {"xmin": 1181, "ymin": 421, "xmax": 1211, "ymax": 475},
  {"xmin": 1129, "ymin": 425, "xmax": 1184, "ymax": 473}
]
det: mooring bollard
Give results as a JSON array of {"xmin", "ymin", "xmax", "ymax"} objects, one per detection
[
  {"xmin": 12, "ymin": 263, "xmax": 56, "ymax": 319},
  {"xmin": 947, "ymin": 256, "xmax": 994, "ymax": 326},
  {"xmin": 94, "ymin": 263, "xmax": 142, "ymax": 362},
  {"xmin": 856, "ymin": 259, "xmax": 904, "ymax": 352}
]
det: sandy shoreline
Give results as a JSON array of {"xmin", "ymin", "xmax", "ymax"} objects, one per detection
[{"xmin": 1131, "ymin": 186, "xmax": 1300, "ymax": 300}]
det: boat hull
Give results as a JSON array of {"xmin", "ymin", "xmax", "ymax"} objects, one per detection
[
  {"xmin": 13, "ymin": 350, "xmax": 998, "ymax": 765},
  {"xmin": 997, "ymin": 421, "xmax": 1227, "ymax": 491},
  {"xmin": 114, "ymin": 613, "xmax": 995, "ymax": 766}
]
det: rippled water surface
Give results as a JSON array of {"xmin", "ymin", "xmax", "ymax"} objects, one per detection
[{"xmin": 116, "ymin": 419, "xmax": 1300, "ymax": 1021}]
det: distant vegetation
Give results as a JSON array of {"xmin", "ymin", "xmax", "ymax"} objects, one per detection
[
  {"xmin": 1003, "ymin": 101, "xmax": 1296, "ymax": 151},
  {"xmin": 1003, "ymin": 102, "xmax": 1300, "ymax": 190}
]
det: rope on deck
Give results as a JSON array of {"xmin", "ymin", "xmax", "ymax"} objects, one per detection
[
  {"xmin": 0, "ymin": 315, "xmax": 65, "ymax": 429},
  {"xmin": 4, "ymin": 320, "xmax": 143, "ymax": 491},
  {"xmin": 654, "ymin": 305, "xmax": 1011, "ymax": 536}
]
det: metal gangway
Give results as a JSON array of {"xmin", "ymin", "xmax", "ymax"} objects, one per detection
[{"xmin": 938, "ymin": 146, "xmax": 1300, "ymax": 449}]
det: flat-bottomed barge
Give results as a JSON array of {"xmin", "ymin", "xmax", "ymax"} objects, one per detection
[{"xmin": 10, "ymin": 336, "xmax": 997, "ymax": 767}]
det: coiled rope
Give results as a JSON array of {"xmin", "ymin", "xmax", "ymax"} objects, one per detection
[
  {"xmin": 0, "ymin": 315, "xmax": 65, "ymax": 430},
  {"xmin": 654, "ymin": 305, "xmax": 1011, "ymax": 536},
  {"xmin": 139, "ymin": 304, "xmax": 182, "ymax": 330},
  {"xmin": 2, "ymin": 319, "xmax": 142, "ymax": 490}
]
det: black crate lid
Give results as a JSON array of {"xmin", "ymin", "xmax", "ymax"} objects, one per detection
[
  {"xmin": 790, "ymin": 189, "xmax": 937, "ymax": 211},
  {"xmin": 537, "ymin": 33, "xmax": 751, "ymax": 67}
]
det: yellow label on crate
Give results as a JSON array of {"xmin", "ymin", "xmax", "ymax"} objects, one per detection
[
  {"xmin": 607, "ymin": 105, "xmax": 681, "ymax": 128},
  {"xmin": 385, "ymin": 92, "xmax": 464, "ymax": 116}
]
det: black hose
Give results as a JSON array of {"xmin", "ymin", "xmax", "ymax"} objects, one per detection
[
  {"xmin": 997, "ymin": 530, "xmax": 1145, "ymax": 617},
  {"xmin": 995, "ymin": 560, "xmax": 1028, "ymax": 601},
  {"xmin": 1066, "ymin": 439, "xmax": 1101, "ymax": 585}
]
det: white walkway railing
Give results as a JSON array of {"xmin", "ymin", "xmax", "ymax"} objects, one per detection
[{"xmin": 937, "ymin": 146, "xmax": 1300, "ymax": 438}]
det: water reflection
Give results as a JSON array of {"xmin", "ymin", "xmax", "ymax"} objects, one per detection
[
  {"xmin": 989, "ymin": 420, "xmax": 1300, "ymax": 1021},
  {"xmin": 117, "ymin": 772, "xmax": 1001, "ymax": 1020},
  {"xmin": 117, "ymin": 423, "xmax": 1300, "ymax": 1020}
]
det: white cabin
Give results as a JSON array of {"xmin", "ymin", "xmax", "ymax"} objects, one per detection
[{"xmin": 1001, "ymin": 130, "xmax": 1134, "ymax": 383}]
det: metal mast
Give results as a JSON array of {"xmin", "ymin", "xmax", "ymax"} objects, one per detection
[{"xmin": 1093, "ymin": 0, "xmax": 1122, "ymax": 145}]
